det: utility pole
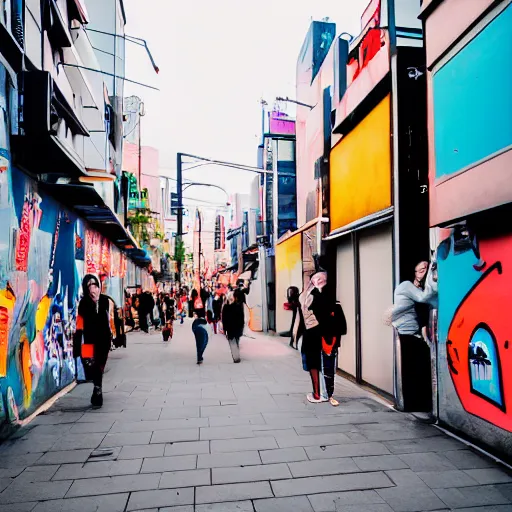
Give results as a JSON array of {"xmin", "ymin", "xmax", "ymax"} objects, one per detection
[{"xmin": 175, "ymin": 152, "xmax": 184, "ymax": 283}]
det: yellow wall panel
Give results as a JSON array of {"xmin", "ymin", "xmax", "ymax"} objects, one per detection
[
  {"xmin": 330, "ymin": 95, "xmax": 392, "ymax": 231},
  {"xmin": 275, "ymin": 233, "xmax": 302, "ymax": 333}
]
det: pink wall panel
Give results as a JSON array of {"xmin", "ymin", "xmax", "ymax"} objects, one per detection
[{"xmin": 424, "ymin": 0, "xmax": 494, "ymax": 67}]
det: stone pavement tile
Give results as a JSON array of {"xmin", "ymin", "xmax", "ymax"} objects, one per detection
[
  {"xmin": 464, "ymin": 468, "xmax": 512, "ymax": 485},
  {"xmin": 306, "ymin": 442, "xmax": 390, "ymax": 460},
  {"xmin": 198, "ymin": 451, "xmax": 261, "ymax": 469},
  {"xmin": 194, "ymin": 501, "xmax": 253, "ymax": 512},
  {"xmin": 210, "ymin": 436, "xmax": 278, "ymax": 453},
  {"xmin": 212, "ymin": 463, "xmax": 291, "ymax": 484},
  {"xmin": 295, "ymin": 425, "xmax": 359, "ymax": 436},
  {"xmin": 0, "ymin": 452, "xmax": 43, "ymax": 468},
  {"xmin": 416, "ymin": 470, "xmax": 480, "ymax": 489},
  {"xmin": 31, "ymin": 493, "xmax": 129, "ymax": 512},
  {"xmin": 289, "ymin": 458, "xmax": 360, "ymax": 478},
  {"xmin": 151, "ymin": 428, "xmax": 200, "ymax": 444},
  {"xmin": 208, "ymin": 414, "xmax": 265, "ymax": 427},
  {"xmin": 272, "ymin": 472, "xmax": 394, "ymax": 497},
  {"xmin": 434, "ymin": 485, "xmax": 512, "ymax": 509},
  {"xmin": 376, "ymin": 469, "xmax": 450, "ymax": 512},
  {"xmin": 360, "ymin": 429, "xmax": 440, "ymax": 442},
  {"xmin": 276, "ymin": 433, "xmax": 352, "ymax": 449},
  {"xmin": 32, "ymin": 412, "xmax": 84, "ymax": 425},
  {"xmin": 183, "ymin": 399, "xmax": 221, "ymax": 407},
  {"xmin": 69, "ymin": 422, "xmax": 115, "ymax": 434},
  {"xmin": 0, "ymin": 467, "xmax": 26, "ymax": 478},
  {"xmin": 353, "ymin": 455, "xmax": 409, "ymax": 472},
  {"xmin": 50, "ymin": 433, "xmax": 106, "ymax": 451},
  {"xmin": 160, "ymin": 406, "xmax": 200, "ymax": 419},
  {"xmin": 160, "ymin": 507, "xmax": 194, "ymax": 512},
  {"xmin": 15, "ymin": 465, "xmax": 60, "ymax": 483},
  {"xmin": 200, "ymin": 405, "xmax": 241, "ymax": 417},
  {"xmin": 254, "ymin": 496, "xmax": 314, "ymax": 512},
  {"xmin": 260, "ymin": 447, "xmax": 308, "ymax": 464},
  {"xmin": 141, "ymin": 455, "xmax": 197, "ymax": 473},
  {"xmin": 441, "ymin": 449, "xmax": 496, "ymax": 469},
  {"xmin": 397, "ymin": 452, "xmax": 458, "ymax": 472},
  {"xmin": 1, "ymin": 435, "xmax": 62, "ymax": 454},
  {"xmin": 37, "ymin": 449, "xmax": 92, "ymax": 465},
  {"xmin": 498, "ymin": 483, "xmax": 512, "ymax": 501},
  {"xmin": 0, "ymin": 479, "xmax": 12, "ymax": 493},
  {"xmin": 77, "ymin": 412, "xmax": 128, "ymax": 423},
  {"xmin": 164, "ymin": 441, "xmax": 210, "ymax": 456},
  {"xmin": 202, "ymin": 386, "xmax": 236, "ymax": 400},
  {"xmin": 118, "ymin": 443, "xmax": 165, "ymax": 459},
  {"xmin": 329, "ymin": 505, "xmax": 394, "ymax": 512},
  {"xmin": 307, "ymin": 490, "xmax": 385, "ymax": 511},
  {"xmin": 0, "ymin": 480, "xmax": 72, "ymax": 504},
  {"xmin": 66, "ymin": 473, "xmax": 161, "ymax": 498},
  {"xmin": 127, "ymin": 488, "xmax": 195, "ymax": 510},
  {"xmin": 110, "ymin": 418, "xmax": 209, "ymax": 433},
  {"xmin": 254, "ymin": 428, "xmax": 298, "ymax": 438},
  {"xmin": 199, "ymin": 426, "xmax": 255, "ymax": 440},
  {"xmin": 384, "ymin": 436, "xmax": 465, "ymax": 454},
  {"xmin": 52, "ymin": 458, "xmax": 142, "ymax": 480},
  {"xmin": 0, "ymin": 503, "xmax": 36, "ymax": 511},
  {"xmin": 159, "ymin": 468, "xmax": 210, "ymax": 488},
  {"xmin": 195, "ymin": 481, "xmax": 273, "ymax": 504},
  {"xmin": 100, "ymin": 431, "xmax": 152, "ymax": 447},
  {"xmin": 451, "ymin": 507, "xmax": 512, "ymax": 512}
]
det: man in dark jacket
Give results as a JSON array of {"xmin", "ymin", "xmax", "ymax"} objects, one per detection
[{"xmin": 74, "ymin": 274, "xmax": 116, "ymax": 408}]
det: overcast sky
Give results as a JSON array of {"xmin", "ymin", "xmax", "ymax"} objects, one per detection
[{"xmin": 123, "ymin": 0, "xmax": 369, "ymax": 200}]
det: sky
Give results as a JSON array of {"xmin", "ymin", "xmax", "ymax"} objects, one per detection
[{"xmin": 123, "ymin": 0, "xmax": 370, "ymax": 201}]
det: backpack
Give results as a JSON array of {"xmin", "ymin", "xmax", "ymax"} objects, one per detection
[{"xmin": 333, "ymin": 301, "xmax": 347, "ymax": 338}]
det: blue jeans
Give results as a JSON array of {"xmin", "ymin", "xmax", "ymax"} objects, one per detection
[{"xmin": 193, "ymin": 325, "xmax": 209, "ymax": 362}]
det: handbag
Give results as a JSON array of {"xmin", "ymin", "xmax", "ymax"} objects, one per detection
[{"xmin": 81, "ymin": 343, "xmax": 95, "ymax": 381}]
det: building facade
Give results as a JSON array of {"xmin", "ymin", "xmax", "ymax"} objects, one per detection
[
  {"xmin": 0, "ymin": 0, "xmax": 151, "ymax": 437},
  {"xmin": 421, "ymin": 0, "xmax": 512, "ymax": 459}
]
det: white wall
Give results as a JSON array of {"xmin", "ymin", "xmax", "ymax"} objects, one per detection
[
  {"xmin": 336, "ymin": 238, "xmax": 357, "ymax": 378},
  {"xmin": 359, "ymin": 224, "xmax": 394, "ymax": 394}
]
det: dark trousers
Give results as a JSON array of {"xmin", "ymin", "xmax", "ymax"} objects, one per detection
[
  {"xmin": 322, "ymin": 349, "xmax": 337, "ymax": 398},
  {"xmin": 193, "ymin": 326, "xmax": 209, "ymax": 362},
  {"xmin": 92, "ymin": 349, "xmax": 109, "ymax": 388},
  {"xmin": 139, "ymin": 310, "xmax": 149, "ymax": 332},
  {"xmin": 400, "ymin": 334, "xmax": 432, "ymax": 412}
]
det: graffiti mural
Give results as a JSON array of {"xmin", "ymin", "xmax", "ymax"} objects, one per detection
[
  {"xmin": 437, "ymin": 226, "xmax": 512, "ymax": 432},
  {"xmin": 0, "ymin": 165, "xmax": 85, "ymax": 426}
]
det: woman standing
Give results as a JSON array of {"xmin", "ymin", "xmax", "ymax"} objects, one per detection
[
  {"xmin": 222, "ymin": 292, "xmax": 244, "ymax": 363},
  {"xmin": 299, "ymin": 271, "xmax": 337, "ymax": 404},
  {"xmin": 392, "ymin": 261, "xmax": 437, "ymax": 413},
  {"xmin": 74, "ymin": 274, "xmax": 116, "ymax": 408}
]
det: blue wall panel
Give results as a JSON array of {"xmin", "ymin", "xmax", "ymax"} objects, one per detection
[{"xmin": 433, "ymin": 4, "xmax": 512, "ymax": 179}]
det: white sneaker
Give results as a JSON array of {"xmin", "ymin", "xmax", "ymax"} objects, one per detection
[{"xmin": 307, "ymin": 393, "xmax": 323, "ymax": 403}]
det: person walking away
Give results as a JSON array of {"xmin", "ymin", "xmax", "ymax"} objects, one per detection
[
  {"xmin": 136, "ymin": 288, "xmax": 149, "ymax": 333},
  {"xmin": 74, "ymin": 274, "xmax": 116, "ymax": 408},
  {"xmin": 286, "ymin": 286, "xmax": 301, "ymax": 349},
  {"xmin": 222, "ymin": 292, "xmax": 244, "ymax": 363},
  {"xmin": 192, "ymin": 309, "xmax": 209, "ymax": 364},
  {"xmin": 178, "ymin": 291, "xmax": 187, "ymax": 324},
  {"xmin": 300, "ymin": 271, "xmax": 329, "ymax": 404},
  {"xmin": 392, "ymin": 261, "xmax": 437, "ymax": 413},
  {"xmin": 212, "ymin": 293, "xmax": 222, "ymax": 334}
]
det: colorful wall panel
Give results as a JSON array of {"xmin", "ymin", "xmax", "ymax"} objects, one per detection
[
  {"xmin": 275, "ymin": 233, "xmax": 302, "ymax": 334},
  {"xmin": 330, "ymin": 95, "xmax": 392, "ymax": 232},
  {"xmin": 436, "ymin": 228, "xmax": 512, "ymax": 457},
  {"xmin": 433, "ymin": 4, "xmax": 512, "ymax": 180}
]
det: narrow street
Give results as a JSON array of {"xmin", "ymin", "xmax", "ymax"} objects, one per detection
[{"xmin": 0, "ymin": 323, "xmax": 510, "ymax": 512}]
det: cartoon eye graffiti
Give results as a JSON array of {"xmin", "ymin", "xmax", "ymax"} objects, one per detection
[{"xmin": 447, "ymin": 261, "xmax": 512, "ymax": 432}]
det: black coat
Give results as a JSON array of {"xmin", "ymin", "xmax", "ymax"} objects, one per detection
[{"xmin": 222, "ymin": 303, "xmax": 244, "ymax": 339}]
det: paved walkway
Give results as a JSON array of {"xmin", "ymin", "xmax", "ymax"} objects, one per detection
[{"xmin": 0, "ymin": 321, "xmax": 511, "ymax": 512}]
